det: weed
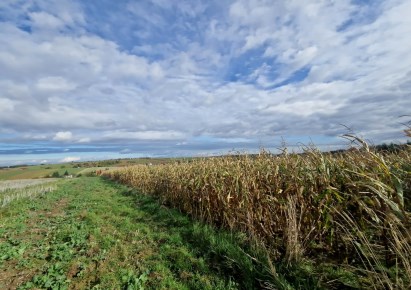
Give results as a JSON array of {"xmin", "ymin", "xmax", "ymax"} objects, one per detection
[
  {"xmin": 22, "ymin": 263, "xmax": 70, "ymax": 290},
  {"xmin": 121, "ymin": 269, "xmax": 149, "ymax": 290}
]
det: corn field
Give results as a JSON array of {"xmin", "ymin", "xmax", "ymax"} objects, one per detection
[{"xmin": 104, "ymin": 139, "xmax": 411, "ymax": 289}]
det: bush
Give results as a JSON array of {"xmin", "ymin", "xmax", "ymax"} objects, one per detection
[{"xmin": 51, "ymin": 171, "xmax": 60, "ymax": 178}]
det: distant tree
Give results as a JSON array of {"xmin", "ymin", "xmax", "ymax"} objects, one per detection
[
  {"xmin": 51, "ymin": 171, "xmax": 60, "ymax": 178},
  {"xmin": 64, "ymin": 170, "xmax": 69, "ymax": 176}
]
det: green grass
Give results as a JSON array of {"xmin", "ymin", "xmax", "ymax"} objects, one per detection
[
  {"xmin": 0, "ymin": 177, "xmax": 280, "ymax": 289},
  {"xmin": 0, "ymin": 164, "xmax": 83, "ymax": 180}
]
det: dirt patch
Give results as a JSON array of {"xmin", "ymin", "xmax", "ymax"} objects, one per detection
[
  {"xmin": 69, "ymin": 262, "xmax": 98, "ymax": 290},
  {"xmin": 44, "ymin": 197, "xmax": 69, "ymax": 218},
  {"xmin": 86, "ymin": 235, "xmax": 99, "ymax": 258},
  {"xmin": 0, "ymin": 264, "xmax": 37, "ymax": 290}
]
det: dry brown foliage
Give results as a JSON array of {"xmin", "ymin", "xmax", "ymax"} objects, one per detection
[{"xmin": 104, "ymin": 140, "xmax": 411, "ymax": 288}]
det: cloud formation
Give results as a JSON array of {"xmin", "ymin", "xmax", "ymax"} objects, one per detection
[
  {"xmin": 0, "ymin": 0, "xmax": 410, "ymax": 160},
  {"xmin": 60, "ymin": 156, "xmax": 81, "ymax": 163},
  {"xmin": 53, "ymin": 131, "xmax": 73, "ymax": 142}
]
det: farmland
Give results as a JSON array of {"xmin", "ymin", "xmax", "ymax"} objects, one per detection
[
  {"xmin": 104, "ymin": 139, "xmax": 411, "ymax": 289},
  {"xmin": 0, "ymin": 179, "xmax": 57, "ymax": 191},
  {"xmin": 0, "ymin": 158, "xmax": 191, "ymax": 180},
  {"xmin": 0, "ymin": 164, "xmax": 82, "ymax": 180},
  {"xmin": 0, "ymin": 142, "xmax": 410, "ymax": 289},
  {"xmin": 0, "ymin": 179, "xmax": 58, "ymax": 208}
]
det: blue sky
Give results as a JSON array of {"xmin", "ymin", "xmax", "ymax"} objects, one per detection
[{"xmin": 0, "ymin": 0, "xmax": 410, "ymax": 165}]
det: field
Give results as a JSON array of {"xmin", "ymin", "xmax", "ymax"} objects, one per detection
[
  {"xmin": 0, "ymin": 157, "xmax": 190, "ymax": 180},
  {"xmin": 1, "ymin": 143, "xmax": 410, "ymax": 289},
  {"xmin": 0, "ymin": 179, "xmax": 58, "ymax": 208},
  {"xmin": 0, "ymin": 165, "xmax": 83, "ymax": 180},
  {"xmin": 0, "ymin": 179, "xmax": 57, "ymax": 191},
  {"xmin": 104, "ymin": 139, "xmax": 411, "ymax": 289}
]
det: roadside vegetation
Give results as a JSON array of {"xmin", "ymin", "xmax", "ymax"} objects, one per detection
[{"xmin": 104, "ymin": 135, "xmax": 411, "ymax": 289}]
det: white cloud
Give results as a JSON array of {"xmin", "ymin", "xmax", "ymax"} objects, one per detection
[
  {"xmin": 77, "ymin": 137, "xmax": 91, "ymax": 143},
  {"xmin": 36, "ymin": 76, "xmax": 76, "ymax": 91},
  {"xmin": 29, "ymin": 11, "xmax": 65, "ymax": 31},
  {"xmin": 0, "ymin": 98, "xmax": 15, "ymax": 111},
  {"xmin": 60, "ymin": 156, "xmax": 80, "ymax": 162},
  {"xmin": 22, "ymin": 133, "xmax": 47, "ymax": 140},
  {"xmin": 53, "ymin": 131, "xmax": 73, "ymax": 141},
  {"xmin": 263, "ymin": 100, "xmax": 342, "ymax": 117},
  {"xmin": 102, "ymin": 130, "xmax": 186, "ymax": 141}
]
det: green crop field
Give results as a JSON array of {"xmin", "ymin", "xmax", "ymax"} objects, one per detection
[{"xmin": 0, "ymin": 165, "xmax": 82, "ymax": 180}]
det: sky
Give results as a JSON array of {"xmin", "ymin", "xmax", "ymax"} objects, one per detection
[{"xmin": 0, "ymin": 0, "xmax": 410, "ymax": 166}]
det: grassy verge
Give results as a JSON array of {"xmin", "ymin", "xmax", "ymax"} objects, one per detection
[{"xmin": 0, "ymin": 177, "xmax": 280, "ymax": 289}]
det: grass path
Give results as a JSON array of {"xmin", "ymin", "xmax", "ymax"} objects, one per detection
[{"xmin": 0, "ymin": 177, "xmax": 262, "ymax": 290}]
